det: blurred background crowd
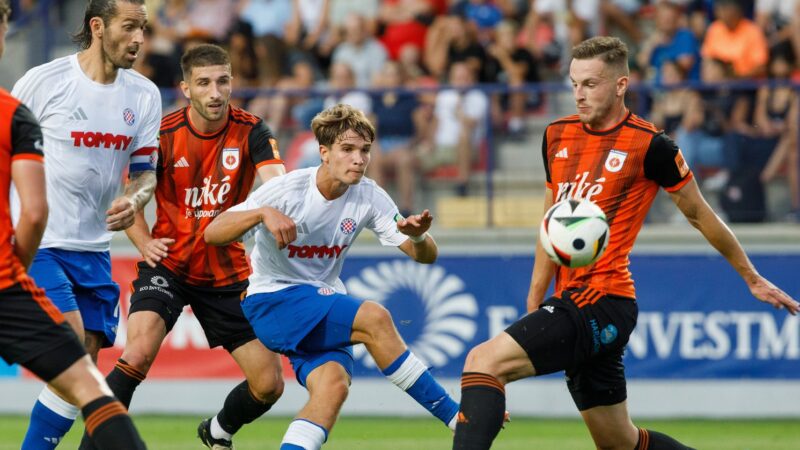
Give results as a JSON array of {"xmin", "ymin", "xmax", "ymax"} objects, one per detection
[{"xmin": 4, "ymin": 0, "xmax": 800, "ymax": 224}]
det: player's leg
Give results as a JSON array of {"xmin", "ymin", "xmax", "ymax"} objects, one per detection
[
  {"xmin": 22, "ymin": 250, "xmax": 83, "ymax": 450},
  {"xmin": 349, "ymin": 300, "xmax": 459, "ymax": 429},
  {"xmin": 580, "ymin": 401, "xmax": 696, "ymax": 450},
  {"xmin": 0, "ymin": 280, "xmax": 146, "ymax": 450},
  {"xmin": 189, "ymin": 283, "xmax": 285, "ymax": 448},
  {"xmin": 280, "ymin": 352, "xmax": 354, "ymax": 450}
]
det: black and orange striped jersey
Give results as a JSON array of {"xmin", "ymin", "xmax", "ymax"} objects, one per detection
[
  {"xmin": 0, "ymin": 89, "xmax": 45, "ymax": 290},
  {"xmin": 152, "ymin": 105, "xmax": 283, "ymax": 287},
  {"xmin": 542, "ymin": 111, "xmax": 693, "ymax": 299}
]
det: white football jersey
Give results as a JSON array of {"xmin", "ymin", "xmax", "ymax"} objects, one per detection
[
  {"xmin": 11, "ymin": 54, "xmax": 161, "ymax": 251},
  {"xmin": 230, "ymin": 166, "xmax": 408, "ymax": 295}
]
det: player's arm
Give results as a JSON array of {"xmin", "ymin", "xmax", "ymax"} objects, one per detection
[
  {"xmin": 397, "ymin": 210, "xmax": 438, "ymax": 264},
  {"xmin": 668, "ymin": 180, "xmax": 799, "ymax": 314},
  {"xmin": 205, "ymin": 206, "xmax": 296, "ymax": 249},
  {"xmin": 107, "ymin": 170, "xmax": 156, "ymax": 231},
  {"xmin": 527, "ymin": 187, "xmax": 557, "ymax": 313},
  {"xmin": 10, "ymin": 104, "xmax": 47, "ymax": 269},
  {"xmin": 124, "ymin": 210, "xmax": 174, "ymax": 268},
  {"xmin": 257, "ymin": 163, "xmax": 286, "ymax": 183}
]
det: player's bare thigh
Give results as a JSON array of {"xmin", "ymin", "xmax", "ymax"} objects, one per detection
[
  {"xmin": 463, "ymin": 332, "xmax": 535, "ymax": 384},
  {"xmin": 580, "ymin": 401, "xmax": 639, "ymax": 450},
  {"xmin": 60, "ymin": 310, "xmax": 105, "ymax": 361},
  {"xmin": 299, "ymin": 361, "xmax": 351, "ymax": 431}
]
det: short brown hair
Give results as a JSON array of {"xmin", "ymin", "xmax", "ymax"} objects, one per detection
[
  {"xmin": 572, "ymin": 36, "xmax": 629, "ymax": 76},
  {"xmin": 0, "ymin": 0, "xmax": 11, "ymax": 21},
  {"xmin": 180, "ymin": 44, "xmax": 230, "ymax": 80},
  {"xmin": 311, "ymin": 104, "xmax": 376, "ymax": 147}
]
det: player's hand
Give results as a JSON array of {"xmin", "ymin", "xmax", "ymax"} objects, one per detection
[
  {"xmin": 106, "ymin": 197, "xmax": 136, "ymax": 231},
  {"xmin": 749, "ymin": 276, "xmax": 800, "ymax": 315},
  {"xmin": 262, "ymin": 206, "xmax": 296, "ymax": 250},
  {"xmin": 142, "ymin": 238, "xmax": 175, "ymax": 268},
  {"xmin": 397, "ymin": 209, "xmax": 433, "ymax": 238}
]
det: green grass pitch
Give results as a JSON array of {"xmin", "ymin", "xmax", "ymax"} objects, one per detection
[{"xmin": 1, "ymin": 416, "xmax": 798, "ymax": 449}]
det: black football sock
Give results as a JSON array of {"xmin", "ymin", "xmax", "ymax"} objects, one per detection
[
  {"xmin": 453, "ymin": 372, "xmax": 506, "ymax": 450},
  {"xmin": 635, "ymin": 428, "xmax": 696, "ymax": 450},
  {"xmin": 79, "ymin": 359, "xmax": 146, "ymax": 450},
  {"xmin": 216, "ymin": 380, "xmax": 275, "ymax": 435},
  {"xmin": 82, "ymin": 396, "xmax": 146, "ymax": 450}
]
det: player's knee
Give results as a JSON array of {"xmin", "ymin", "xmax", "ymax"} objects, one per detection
[
  {"xmin": 464, "ymin": 342, "xmax": 501, "ymax": 375},
  {"xmin": 250, "ymin": 371, "xmax": 285, "ymax": 403},
  {"xmin": 592, "ymin": 428, "xmax": 638, "ymax": 450},
  {"xmin": 357, "ymin": 302, "xmax": 395, "ymax": 339},
  {"xmin": 321, "ymin": 377, "xmax": 350, "ymax": 407},
  {"xmin": 120, "ymin": 347, "xmax": 156, "ymax": 374}
]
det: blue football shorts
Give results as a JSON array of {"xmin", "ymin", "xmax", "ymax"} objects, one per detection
[
  {"xmin": 28, "ymin": 248, "xmax": 120, "ymax": 347},
  {"xmin": 242, "ymin": 284, "xmax": 362, "ymax": 386}
]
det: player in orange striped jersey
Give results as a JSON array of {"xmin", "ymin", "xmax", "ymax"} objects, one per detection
[
  {"xmin": 453, "ymin": 37, "xmax": 799, "ymax": 450},
  {"xmin": 77, "ymin": 44, "xmax": 295, "ymax": 450}
]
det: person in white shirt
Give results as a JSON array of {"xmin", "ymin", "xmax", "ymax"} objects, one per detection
[
  {"xmin": 205, "ymin": 104, "xmax": 459, "ymax": 450},
  {"xmin": 11, "ymin": 1, "xmax": 160, "ymax": 448}
]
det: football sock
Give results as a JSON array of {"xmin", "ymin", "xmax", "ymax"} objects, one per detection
[
  {"xmin": 106, "ymin": 359, "xmax": 146, "ymax": 408},
  {"xmin": 381, "ymin": 349, "xmax": 459, "ymax": 429},
  {"xmin": 453, "ymin": 372, "xmax": 506, "ymax": 450},
  {"xmin": 210, "ymin": 416, "xmax": 232, "ymax": 441},
  {"xmin": 214, "ymin": 380, "xmax": 274, "ymax": 438},
  {"xmin": 78, "ymin": 359, "xmax": 146, "ymax": 450},
  {"xmin": 280, "ymin": 419, "xmax": 328, "ymax": 450},
  {"xmin": 22, "ymin": 386, "xmax": 79, "ymax": 450},
  {"xmin": 82, "ymin": 396, "xmax": 146, "ymax": 450},
  {"xmin": 636, "ymin": 428, "xmax": 696, "ymax": 450}
]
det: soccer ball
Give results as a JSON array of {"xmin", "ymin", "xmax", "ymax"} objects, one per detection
[{"xmin": 539, "ymin": 198, "xmax": 609, "ymax": 268}]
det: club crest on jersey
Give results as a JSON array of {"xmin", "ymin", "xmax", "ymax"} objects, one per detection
[
  {"xmin": 222, "ymin": 148, "xmax": 240, "ymax": 170},
  {"xmin": 604, "ymin": 150, "xmax": 627, "ymax": 173},
  {"xmin": 340, "ymin": 218, "xmax": 357, "ymax": 235},
  {"xmin": 317, "ymin": 287, "xmax": 335, "ymax": 296},
  {"xmin": 123, "ymin": 108, "xmax": 135, "ymax": 126}
]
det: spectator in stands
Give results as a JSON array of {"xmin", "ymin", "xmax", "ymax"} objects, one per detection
[
  {"xmin": 637, "ymin": 0, "xmax": 700, "ymax": 84},
  {"xmin": 451, "ymin": 0, "xmax": 504, "ymax": 45},
  {"xmin": 332, "ymin": 13, "xmax": 388, "ymax": 88},
  {"xmin": 755, "ymin": 0, "xmax": 800, "ymax": 55},
  {"xmin": 649, "ymin": 60, "xmax": 693, "ymax": 139},
  {"xmin": 227, "ymin": 21, "xmax": 260, "ymax": 93},
  {"xmin": 425, "ymin": 14, "xmax": 487, "ymax": 81},
  {"xmin": 756, "ymin": 46, "xmax": 799, "ymax": 220},
  {"xmin": 516, "ymin": 0, "xmax": 567, "ymax": 77},
  {"xmin": 249, "ymin": 51, "xmax": 319, "ymax": 133},
  {"xmin": 323, "ymin": 62, "xmax": 372, "ymax": 112},
  {"xmin": 378, "ymin": 0, "xmax": 436, "ymax": 61},
  {"xmin": 675, "ymin": 58, "xmax": 739, "ymax": 188},
  {"xmin": 238, "ymin": 0, "xmax": 293, "ymax": 88},
  {"xmin": 701, "ymin": 0, "xmax": 769, "ymax": 78},
  {"xmin": 285, "ymin": 0, "xmax": 335, "ymax": 71},
  {"xmin": 484, "ymin": 20, "xmax": 541, "ymax": 138},
  {"xmin": 421, "ymin": 62, "xmax": 488, "ymax": 196},
  {"xmin": 186, "ymin": 0, "xmax": 237, "ymax": 41},
  {"xmin": 329, "ymin": 0, "xmax": 379, "ymax": 32},
  {"xmin": 370, "ymin": 61, "xmax": 422, "ymax": 215}
]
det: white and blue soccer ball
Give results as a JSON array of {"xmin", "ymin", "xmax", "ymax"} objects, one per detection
[{"xmin": 539, "ymin": 198, "xmax": 609, "ymax": 268}]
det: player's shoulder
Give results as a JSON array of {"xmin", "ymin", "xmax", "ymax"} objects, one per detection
[
  {"xmin": 120, "ymin": 68, "xmax": 161, "ymax": 97},
  {"xmin": 159, "ymin": 107, "xmax": 188, "ymax": 135},
  {"xmin": 16, "ymin": 55, "xmax": 74, "ymax": 88},
  {"xmin": 624, "ymin": 113, "xmax": 659, "ymax": 135},
  {"xmin": 229, "ymin": 106, "xmax": 263, "ymax": 128}
]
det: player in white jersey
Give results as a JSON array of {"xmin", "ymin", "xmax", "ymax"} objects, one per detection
[
  {"xmin": 11, "ymin": 1, "xmax": 160, "ymax": 448},
  {"xmin": 205, "ymin": 104, "xmax": 460, "ymax": 450}
]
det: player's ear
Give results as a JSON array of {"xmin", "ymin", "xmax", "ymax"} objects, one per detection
[
  {"xmin": 90, "ymin": 16, "xmax": 104, "ymax": 40},
  {"xmin": 319, "ymin": 145, "xmax": 330, "ymax": 164},
  {"xmin": 179, "ymin": 80, "xmax": 190, "ymax": 99},
  {"xmin": 616, "ymin": 75, "xmax": 628, "ymax": 98}
]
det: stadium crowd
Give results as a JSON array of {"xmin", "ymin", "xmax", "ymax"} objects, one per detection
[{"xmin": 10, "ymin": 0, "xmax": 800, "ymax": 220}]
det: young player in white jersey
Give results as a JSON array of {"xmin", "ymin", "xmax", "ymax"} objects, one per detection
[
  {"xmin": 11, "ymin": 1, "xmax": 160, "ymax": 448},
  {"xmin": 205, "ymin": 104, "xmax": 460, "ymax": 449}
]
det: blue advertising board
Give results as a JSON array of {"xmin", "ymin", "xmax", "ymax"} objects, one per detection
[{"xmin": 340, "ymin": 254, "xmax": 800, "ymax": 379}]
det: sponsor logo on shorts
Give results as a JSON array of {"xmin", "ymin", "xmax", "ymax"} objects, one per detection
[
  {"xmin": 151, "ymin": 276, "xmax": 169, "ymax": 287},
  {"xmin": 543, "ymin": 305, "xmax": 555, "ymax": 313},
  {"xmin": 601, "ymin": 324, "xmax": 618, "ymax": 345},
  {"xmin": 317, "ymin": 287, "xmax": 335, "ymax": 296},
  {"xmin": 590, "ymin": 319, "xmax": 601, "ymax": 354},
  {"xmin": 137, "ymin": 275, "xmax": 174, "ymax": 298},
  {"xmin": 339, "ymin": 218, "xmax": 357, "ymax": 235}
]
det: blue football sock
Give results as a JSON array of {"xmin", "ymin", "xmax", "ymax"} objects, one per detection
[
  {"xmin": 22, "ymin": 387, "xmax": 79, "ymax": 449},
  {"xmin": 279, "ymin": 445, "xmax": 305, "ymax": 450},
  {"xmin": 382, "ymin": 350, "xmax": 459, "ymax": 428}
]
